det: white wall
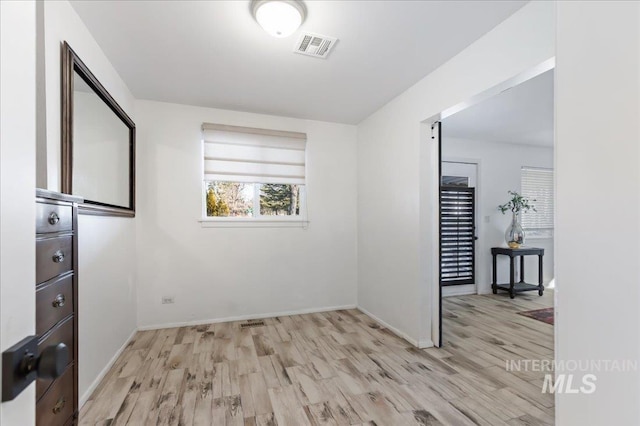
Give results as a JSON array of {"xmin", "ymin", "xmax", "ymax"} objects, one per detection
[
  {"xmin": 0, "ymin": 2, "xmax": 37, "ymax": 424},
  {"xmin": 357, "ymin": 1, "xmax": 555, "ymax": 347},
  {"xmin": 43, "ymin": 1, "xmax": 135, "ymax": 193},
  {"xmin": 441, "ymin": 137, "xmax": 554, "ymax": 294},
  {"xmin": 556, "ymin": 2, "xmax": 640, "ymax": 424},
  {"xmin": 135, "ymin": 100, "xmax": 358, "ymax": 329},
  {"xmin": 41, "ymin": 0, "xmax": 137, "ymax": 404}
]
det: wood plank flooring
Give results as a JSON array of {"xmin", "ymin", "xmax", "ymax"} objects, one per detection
[{"xmin": 80, "ymin": 291, "xmax": 554, "ymax": 425}]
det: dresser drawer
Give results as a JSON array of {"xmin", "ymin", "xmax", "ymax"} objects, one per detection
[
  {"xmin": 37, "ymin": 316, "xmax": 74, "ymax": 400},
  {"xmin": 36, "ymin": 236, "xmax": 73, "ymax": 284},
  {"xmin": 36, "ymin": 364, "xmax": 75, "ymax": 426},
  {"xmin": 36, "ymin": 202, "xmax": 73, "ymax": 234},
  {"xmin": 36, "ymin": 274, "xmax": 74, "ymax": 336}
]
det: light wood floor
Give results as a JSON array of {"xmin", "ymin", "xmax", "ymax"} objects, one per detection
[{"xmin": 80, "ymin": 291, "xmax": 554, "ymax": 425}]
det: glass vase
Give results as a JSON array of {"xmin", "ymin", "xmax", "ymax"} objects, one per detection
[{"xmin": 505, "ymin": 211, "xmax": 525, "ymax": 248}]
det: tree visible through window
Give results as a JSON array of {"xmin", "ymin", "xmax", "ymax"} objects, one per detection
[
  {"xmin": 260, "ymin": 184, "xmax": 301, "ymax": 216},
  {"xmin": 205, "ymin": 182, "xmax": 303, "ymax": 218},
  {"xmin": 206, "ymin": 182, "xmax": 244, "ymax": 217}
]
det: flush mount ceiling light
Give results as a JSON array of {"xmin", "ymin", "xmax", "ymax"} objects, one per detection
[{"xmin": 251, "ymin": 0, "xmax": 306, "ymax": 38}]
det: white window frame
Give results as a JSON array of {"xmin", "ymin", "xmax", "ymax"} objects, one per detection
[
  {"xmin": 200, "ymin": 183, "xmax": 308, "ymax": 228},
  {"xmin": 198, "ymin": 123, "xmax": 309, "ymax": 228}
]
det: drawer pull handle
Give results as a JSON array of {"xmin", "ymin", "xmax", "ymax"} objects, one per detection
[
  {"xmin": 52, "ymin": 294, "xmax": 66, "ymax": 308},
  {"xmin": 52, "ymin": 396, "xmax": 66, "ymax": 414},
  {"xmin": 52, "ymin": 250, "xmax": 65, "ymax": 263},
  {"xmin": 48, "ymin": 212, "xmax": 60, "ymax": 225}
]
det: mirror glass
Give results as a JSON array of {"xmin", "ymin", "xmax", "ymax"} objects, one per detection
[
  {"xmin": 62, "ymin": 41, "xmax": 135, "ymax": 216},
  {"xmin": 72, "ymin": 71, "xmax": 131, "ymax": 208}
]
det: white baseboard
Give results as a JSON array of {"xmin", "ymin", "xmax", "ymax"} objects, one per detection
[
  {"xmin": 356, "ymin": 306, "xmax": 433, "ymax": 349},
  {"xmin": 442, "ymin": 284, "xmax": 477, "ymax": 297},
  {"xmin": 417, "ymin": 338, "xmax": 434, "ymax": 349},
  {"xmin": 137, "ymin": 304, "xmax": 358, "ymax": 331},
  {"xmin": 79, "ymin": 328, "xmax": 137, "ymax": 408}
]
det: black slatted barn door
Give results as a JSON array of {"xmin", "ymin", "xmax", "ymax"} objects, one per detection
[{"xmin": 440, "ymin": 186, "xmax": 476, "ymax": 286}]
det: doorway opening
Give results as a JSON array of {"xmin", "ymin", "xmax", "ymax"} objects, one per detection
[
  {"xmin": 440, "ymin": 161, "xmax": 478, "ymax": 297},
  {"xmin": 429, "ymin": 60, "xmax": 556, "ymax": 350}
]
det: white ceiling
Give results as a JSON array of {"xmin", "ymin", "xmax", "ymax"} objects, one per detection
[
  {"xmin": 443, "ymin": 69, "xmax": 554, "ymax": 146},
  {"xmin": 69, "ymin": 0, "xmax": 527, "ymax": 124}
]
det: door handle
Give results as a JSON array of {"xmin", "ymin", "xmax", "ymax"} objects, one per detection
[
  {"xmin": 35, "ymin": 343, "xmax": 69, "ymax": 379},
  {"xmin": 2, "ymin": 337, "xmax": 69, "ymax": 401}
]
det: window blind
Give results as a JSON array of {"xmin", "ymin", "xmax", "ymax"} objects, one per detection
[
  {"xmin": 440, "ymin": 186, "xmax": 475, "ymax": 286},
  {"xmin": 521, "ymin": 167, "xmax": 554, "ymax": 229},
  {"xmin": 202, "ymin": 123, "xmax": 307, "ymax": 185}
]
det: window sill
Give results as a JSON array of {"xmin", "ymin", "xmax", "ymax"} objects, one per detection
[
  {"xmin": 524, "ymin": 229, "xmax": 554, "ymax": 239},
  {"xmin": 199, "ymin": 218, "xmax": 309, "ymax": 228}
]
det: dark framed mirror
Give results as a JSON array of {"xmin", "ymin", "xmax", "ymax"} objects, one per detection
[{"xmin": 61, "ymin": 41, "xmax": 135, "ymax": 217}]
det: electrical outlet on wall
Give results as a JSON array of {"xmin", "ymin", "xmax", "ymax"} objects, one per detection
[{"xmin": 161, "ymin": 296, "xmax": 175, "ymax": 304}]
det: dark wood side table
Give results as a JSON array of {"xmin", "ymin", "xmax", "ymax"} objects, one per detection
[{"xmin": 491, "ymin": 247, "xmax": 544, "ymax": 299}]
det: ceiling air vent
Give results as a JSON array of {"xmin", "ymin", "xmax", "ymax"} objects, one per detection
[{"xmin": 293, "ymin": 32, "xmax": 338, "ymax": 59}]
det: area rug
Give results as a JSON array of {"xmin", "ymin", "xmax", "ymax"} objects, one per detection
[{"xmin": 518, "ymin": 307, "xmax": 554, "ymax": 325}]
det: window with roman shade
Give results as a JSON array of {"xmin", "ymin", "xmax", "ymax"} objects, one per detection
[
  {"xmin": 201, "ymin": 123, "xmax": 307, "ymax": 222},
  {"xmin": 521, "ymin": 167, "xmax": 554, "ymax": 235},
  {"xmin": 202, "ymin": 123, "xmax": 306, "ymax": 185}
]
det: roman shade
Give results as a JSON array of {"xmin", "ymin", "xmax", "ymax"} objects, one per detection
[{"xmin": 202, "ymin": 123, "xmax": 307, "ymax": 185}]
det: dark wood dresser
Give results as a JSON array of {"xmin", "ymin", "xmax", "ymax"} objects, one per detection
[{"xmin": 35, "ymin": 189, "xmax": 82, "ymax": 425}]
